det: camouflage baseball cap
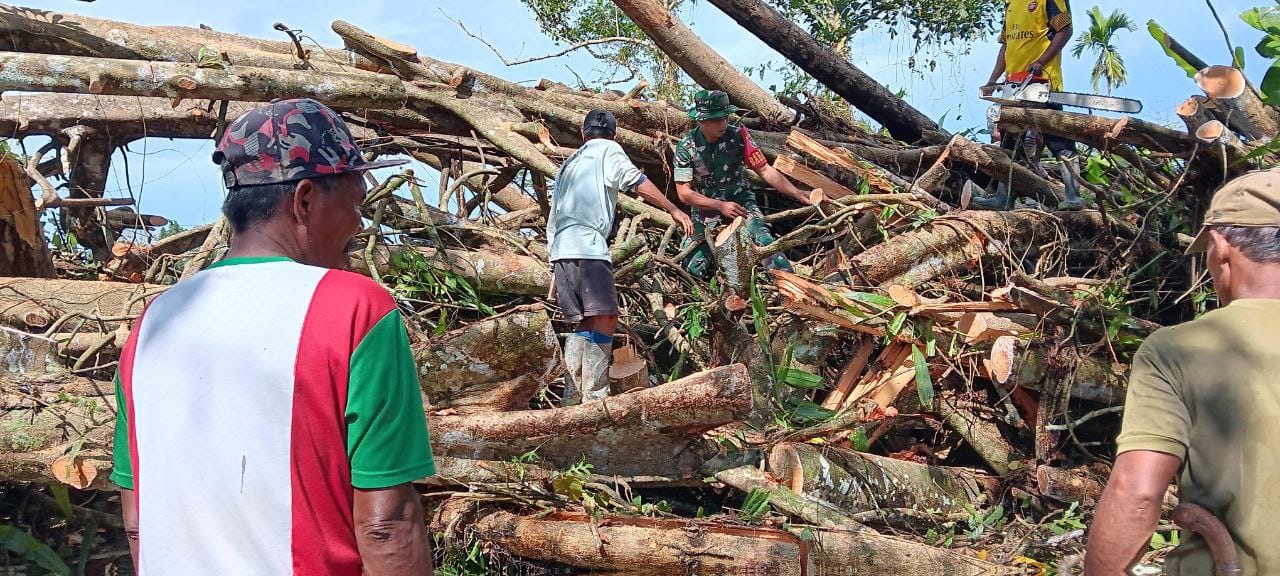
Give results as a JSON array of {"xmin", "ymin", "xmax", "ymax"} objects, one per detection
[
  {"xmin": 212, "ymin": 98, "xmax": 406, "ymax": 188},
  {"xmin": 688, "ymin": 89, "xmax": 740, "ymax": 121},
  {"xmin": 1187, "ymin": 168, "xmax": 1280, "ymax": 254}
]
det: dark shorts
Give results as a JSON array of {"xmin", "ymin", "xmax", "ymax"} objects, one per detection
[{"xmin": 552, "ymin": 259, "xmax": 619, "ymax": 323}]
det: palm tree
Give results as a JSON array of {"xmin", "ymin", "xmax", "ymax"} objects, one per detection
[{"xmin": 1071, "ymin": 6, "xmax": 1137, "ymax": 94}]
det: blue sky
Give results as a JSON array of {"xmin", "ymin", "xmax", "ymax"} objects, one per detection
[{"xmin": 11, "ymin": 0, "xmax": 1270, "ymax": 229}]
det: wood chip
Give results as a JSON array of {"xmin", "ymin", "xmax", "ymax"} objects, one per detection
[
  {"xmin": 886, "ymin": 284, "xmax": 920, "ymax": 308},
  {"xmin": 988, "ymin": 335, "xmax": 1018, "ymax": 384}
]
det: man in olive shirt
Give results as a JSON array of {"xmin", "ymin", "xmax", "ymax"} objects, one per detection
[{"xmin": 1085, "ymin": 169, "xmax": 1280, "ymax": 575}]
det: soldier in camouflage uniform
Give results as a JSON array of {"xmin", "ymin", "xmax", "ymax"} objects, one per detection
[{"xmin": 674, "ymin": 90, "xmax": 815, "ymax": 277}]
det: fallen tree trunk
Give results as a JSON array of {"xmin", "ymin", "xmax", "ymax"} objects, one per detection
[
  {"xmin": 767, "ymin": 443, "xmax": 998, "ymax": 515},
  {"xmin": 994, "ymin": 106, "xmax": 1197, "ymax": 154},
  {"xmin": 0, "ymin": 278, "xmax": 164, "ymax": 331},
  {"xmin": 839, "ymin": 210, "xmax": 1086, "ymax": 288},
  {"xmin": 0, "ymin": 2, "xmax": 375, "ymax": 73},
  {"xmin": 610, "ymin": 0, "xmax": 792, "ymax": 126},
  {"xmin": 412, "ymin": 305, "xmax": 562, "ymax": 414},
  {"xmin": 707, "ymin": 0, "xmax": 945, "ymax": 145},
  {"xmin": 354, "ymin": 244, "xmax": 549, "ymax": 297},
  {"xmin": 713, "ymin": 464, "xmax": 872, "ymax": 531},
  {"xmin": 432, "ymin": 503, "xmax": 1011, "ymax": 576},
  {"xmin": 0, "ymin": 51, "xmax": 407, "ymax": 108},
  {"xmin": 429, "ymin": 364, "xmax": 751, "ymax": 477}
]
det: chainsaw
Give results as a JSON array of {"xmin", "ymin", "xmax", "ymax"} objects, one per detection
[{"xmin": 980, "ymin": 72, "xmax": 1143, "ymax": 114}]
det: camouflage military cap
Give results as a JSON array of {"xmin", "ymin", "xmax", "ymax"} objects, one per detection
[
  {"xmin": 688, "ymin": 89, "xmax": 741, "ymax": 121},
  {"xmin": 212, "ymin": 98, "xmax": 406, "ymax": 188}
]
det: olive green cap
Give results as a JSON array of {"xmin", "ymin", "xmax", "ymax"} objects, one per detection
[
  {"xmin": 688, "ymin": 89, "xmax": 741, "ymax": 121},
  {"xmin": 1187, "ymin": 169, "xmax": 1280, "ymax": 255}
]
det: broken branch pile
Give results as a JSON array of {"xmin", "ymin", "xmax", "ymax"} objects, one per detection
[{"xmin": 0, "ymin": 1, "xmax": 1270, "ymax": 571}]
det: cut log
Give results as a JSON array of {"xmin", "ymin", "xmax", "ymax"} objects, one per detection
[
  {"xmin": 429, "ymin": 364, "xmax": 751, "ymax": 477},
  {"xmin": 773, "ymin": 154, "xmax": 857, "ymax": 199},
  {"xmin": 940, "ymin": 135, "xmax": 1065, "ymax": 205},
  {"xmin": 0, "ymin": 51, "xmax": 407, "ymax": 109},
  {"xmin": 1036, "ymin": 464, "xmax": 1106, "ymax": 505},
  {"xmin": 432, "ymin": 503, "xmax": 1010, "ymax": 576},
  {"xmin": 610, "ymin": 0, "xmax": 792, "ymax": 126},
  {"xmin": 0, "ymin": 154, "xmax": 55, "ymax": 278},
  {"xmin": 608, "ymin": 344, "xmax": 649, "ymax": 394},
  {"xmin": 786, "ymin": 130, "xmax": 897, "ymax": 196},
  {"xmin": 0, "ymin": 277, "xmax": 164, "ymax": 331},
  {"xmin": 767, "ymin": 443, "xmax": 999, "ymax": 515},
  {"xmin": 0, "ymin": 391, "xmax": 115, "ymax": 488},
  {"xmin": 1195, "ymin": 65, "xmax": 1279, "ymax": 141},
  {"xmin": 412, "ymin": 306, "xmax": 561, "ymax": 414},
  {"xmin": 1178, "ymin": 95, "xmax": 1215, "ymax": 135},
  {"xmin": 712, "ymin": 217, "xmax": 754, "ymax": 293},
  {"xmin": 1, "ymin": 327, "xmax": 63, "ymax": 378},
  {"xmin": 707, "ymin": 0, "xmax": 945, "ymax": 145}
]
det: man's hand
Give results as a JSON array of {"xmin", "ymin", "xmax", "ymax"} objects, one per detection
[
  {"xmin": 717, "ymin": 200, "xmax": 749, "ymax": 220},
  {"xmin": 980, "ymin": 83, "xmax": 998, "ymax": 97},
  {"xmin": 670, "ymin": 210, "xmax": 694, "ymax": 237},
  {"xmin": 1028, "ymin": 61, "xmax": 1046, "ymax": 78}
]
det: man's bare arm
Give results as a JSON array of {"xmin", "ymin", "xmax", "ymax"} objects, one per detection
[
  {"xmin": 988, "ymin": 43, "xmax": 1008, "ymax": 85},
  {"xmin": 634, "ymin": 178, "xmax": 693, "ymax": 236},
  {"xmin": 1084, "ymin": 450, "xmax": 1181, "ymax": 575},
  {"xmin": 354, "ymin": 483, "xmax": 433, "ymax": 575},
  {"xmin": 754, "ymin": 164, "xmax": 813, "ymax": 205},
  {"xmin": 1034, "ymin": 25, "xmax": 1073, "ymax": 72},
  {"xmin": 121, "ymin": 489, "xmax": 139, "ymax": 569},
  {"xmin": 675, "ymin": 181, "xmax": 747, "ymax": 219}
]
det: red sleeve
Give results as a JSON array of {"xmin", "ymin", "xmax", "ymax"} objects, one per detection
[{"xmin": 741, "ymin": 126, "xmax": 768, "ymax": 171}]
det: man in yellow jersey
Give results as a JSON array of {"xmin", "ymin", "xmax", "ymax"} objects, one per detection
[{"xmin": 973, "ymin": 0, "xmax": 1081, "ymax": 211}]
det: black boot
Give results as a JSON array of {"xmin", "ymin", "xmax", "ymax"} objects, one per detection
[
  {"xmin": 1056, "ymin": 153, "xmax": 1084, "ymax": 211},
  {"xmin": 968, "ymin": 181, "xmax": 1015, "ymax": 211}
]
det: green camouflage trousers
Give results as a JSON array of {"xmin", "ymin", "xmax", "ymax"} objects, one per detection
[{"xmin": 683, "ymin": 203, "xmax": 792, "ymax": 278}]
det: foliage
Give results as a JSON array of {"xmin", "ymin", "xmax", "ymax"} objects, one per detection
[
  {"xmin": 737, "ymin": 488, "xmax": 772, "ymax": 524},
  {"xmin": 434, "ymin": 531, "xmax": 493, "ymax": 576},
  {"xmin": 1150, "ymin": 529, "xmax": 1181, "ymax": 550},
  {"xmin": 155, "ymin": 220, "xmax": 185, "ymax": 241},
  {"xmin": 1242, "ymin": 3, "xmax": 1280, "ymax": 103},
  {"xmin": 1045, "ymin": 501, "xmax": 1088, "ymax": 535},
  {"xmin": 765, "ymin": 0, "xmax": 1002, "ymax": 54},
  {"xmin": 0, "ymin": 525, "xmax": 70, "ymax": 576},
  {"xmin": 1070, "ymin": 6, "xmax": 1136, "ymax": 94},
  {"xmin": 389, "ymin": 249, "xmax": 496, "ymax": 325},
  {"xmin": 516, "ymin": 0, "xmax": 690, "ymax": 101}
]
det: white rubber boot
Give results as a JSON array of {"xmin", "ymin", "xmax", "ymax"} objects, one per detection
[
  {"xmin": 580, "ymin": 340, "xmax": 613, "ymax": 403},
  {"xmin": 561, "ymin": 333, "xmax": 587, "ymax": 406}
]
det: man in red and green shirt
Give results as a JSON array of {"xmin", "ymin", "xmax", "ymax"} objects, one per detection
[
  {"xmin": 111, "ymin": 99, "xmax": 435, "ymax": 575},
  {"xmin": 674, "ymin": 90, "xmax": 815, "ymax": 276}
]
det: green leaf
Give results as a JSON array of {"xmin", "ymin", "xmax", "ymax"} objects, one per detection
[
  {"xmin": 1257, "ymin": 35, "xmax": 1280, "ymax": 59},
  {"xmin": 1236, "ymin": 131, "xmax": 1280, "ymax": 165},
  {"xmin": 48, "ymin": 485, "xmax": 73, "ymax": 521},
  {"xmin": 912, "ymin": 344, "xmax": 934, "ymax": 407},
  {"xmin": 842, "ymin": 290, "xmax": 898, "ymax": 311},
  {"xmin": 1148, "ymin": 20, "xmax": 1200, "ymax": 77},
  {"xmin": 782, "ymin": 367, "xmax": 824, "ymax": 389},
  {"xmin": 1242, "ymin": 6, "xmax": 1280, "ymax": 35},
  {"xmin": 0, "ymin": 526, "xmax": 70, "ymax": 576},
  {"xmin": 1235, "ymin": 46, "xmax": 1248, "ymax": 71},
  {"xmin": 887, "ymin": 312, "xmax": 908, "ymax": 337},
  {"xmin": 850, "ymin": 427, "xmax": 870, "ymax": 452},
  {"xmin": 787, "ymin": 398, "xmax": 837, "ymax": 425},
  {"xmin": 1262, "ymin": 61, "xmax": 1280, "ymax": 105}
]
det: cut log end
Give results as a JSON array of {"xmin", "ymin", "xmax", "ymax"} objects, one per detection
[{"xmin": 1195, "ymin": 65, "xmax": 1246, "ymax": 100}]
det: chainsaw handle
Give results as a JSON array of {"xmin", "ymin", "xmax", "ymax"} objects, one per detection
[{"xmin": 1171, "ymin": 503, "xmax": 1243, "ymax": 576}]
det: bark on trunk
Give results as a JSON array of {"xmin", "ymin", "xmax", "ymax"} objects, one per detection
[
  {"xmin": 429, "ymin": 364, "xmax": 751, "ymax": 477},
  {"xmin": 994, "ymin": 106, "xmax": 1197, "ymax": 154},
  {"xmin": 841, "ymin": 210, "xmax": 1088, "ymax": 288},
  {"xmin": 0, "ymin": 51, "xmax": 407, "ymax": 109},
  {"xmin": 0, "ymin": 155, "xmax": 55, "ymax": 278},
  {"xmin": 0, "ymin": 3, "xmax": 375, "ymax": 73},
  {"xmin": 713, "ymin": 464, "xmax": 872, "ymax": 531},
  {"xmin": 708, "ymin": 0, "xmax": 945, "ymax": 145},
  {"xmin": 1036, "ymin": 464, "xmax": 1106, "ymax": 505},
  {"xmin": 610, "ymin": 0, "xmax": 792, "ymax": 127},
  {"xmin": 432, "ymin": 503, "xmax": 1011, "ymax": 576},
  {"xmin": 412, "ymin": 306, "xmax": 561, "ymax": 414},
  {"xmin": 0, "ymin": 277, "xmax": 164, "ymax": 330},
  {"xmin": 767, "ymin": 443, "xmax": 999, "ymax": 515},
  {"xmin": 354, "ymin": 244, "xmax": 550, "ymax": 297}
]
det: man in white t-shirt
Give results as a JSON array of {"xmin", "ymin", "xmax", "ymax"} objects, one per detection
[{"xmin": 547, "ymin": 110, "xmax": 693, "ymax": 404}]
